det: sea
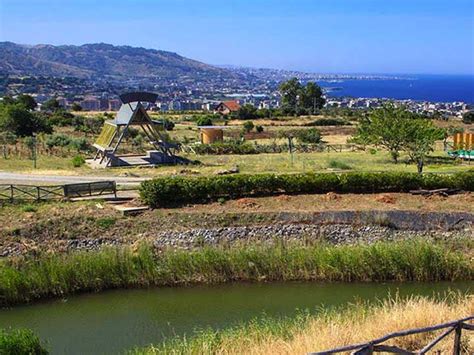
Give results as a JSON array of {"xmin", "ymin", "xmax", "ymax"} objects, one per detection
[{"xmin": 317, "ymin": 74, "xmax": 474, "ymax": 104}]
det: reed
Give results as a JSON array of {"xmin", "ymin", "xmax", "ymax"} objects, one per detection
[{"xmin": 0, "ymin": 240, "xmax": 472, "ymax": 306}]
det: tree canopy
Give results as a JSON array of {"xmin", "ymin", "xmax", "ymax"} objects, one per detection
[
  {"xmin": 462, "ymin": 111, "xmax": 474, "ymax": 124},
  {"xmin": 353, "ymin": 104, "xmax": 444, "ymax": 172},
  {"xmin": 0, "ymin": 102, "xmax": 52, "ymax": 137},
  {"xmin": 279, "ymin": 78, "xmax": 326, "ymax": 116}
]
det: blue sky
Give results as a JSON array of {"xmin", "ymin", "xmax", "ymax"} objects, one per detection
[{"xmin": 1, "ymin": 0, "xmax": 473, "ymax": 74}]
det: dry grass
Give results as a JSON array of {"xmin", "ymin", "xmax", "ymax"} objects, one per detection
[
  {"xmin": 139, "ymin": 294, "xmax": 474, "ymax": 354},
  {"xmin": 248, "ymin": 295, "xmax": 473, "ymax": 355}
]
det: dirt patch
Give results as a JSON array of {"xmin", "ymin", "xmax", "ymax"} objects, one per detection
[
  {"xmin": 375, "ymin": 194, "xmax": 396, "ymax": 204},
  {"xmin": 325, "ymin": 192, "xmax": 341, "ymax": 201},
  {"xmin": 235, "ymin": 198, "xmax": 260, "ymax": 209}
]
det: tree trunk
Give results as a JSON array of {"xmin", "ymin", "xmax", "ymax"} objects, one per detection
[
  {"xmin": 390, "ymin": 150, "xmax": 399, "ymax": 164},
  {"xmin": 417, "ymin": 159, "xmax": 424, "ymax": 174}
]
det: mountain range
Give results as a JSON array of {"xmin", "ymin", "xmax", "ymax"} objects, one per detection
[{"xmin": 0, "ymin": 42, "xmax": 241, "ymax": 81}]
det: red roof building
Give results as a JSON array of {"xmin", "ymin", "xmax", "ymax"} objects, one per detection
[{"xmin": 215, "ymin": 100, "xmax": 241, "ymax": 115}]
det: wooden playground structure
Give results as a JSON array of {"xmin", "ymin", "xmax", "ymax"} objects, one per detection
[{"xmin": 90, "ymin": 92, "xmax": 181, "ymax": 168}]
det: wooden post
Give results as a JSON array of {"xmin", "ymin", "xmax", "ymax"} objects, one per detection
[
  {"xmin": 453, "ymin": 323, "xmax": 462, "ymax": 355},
  {"xmin": 10, "ymin": 184, "xmax": 13, "ymax": 203}
]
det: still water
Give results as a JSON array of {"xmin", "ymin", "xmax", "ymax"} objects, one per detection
[{"xmin": 1, "ymin": 281, "xmax": 472, "ymax": 354}]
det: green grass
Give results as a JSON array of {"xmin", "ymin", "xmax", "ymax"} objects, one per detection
[
  {"xmin": 0, "ymin": 150, "xmax": 471, "ymax": 176},
  {"xmin": 20, "ymin": 204, "xmax": 38, "ymax": 213},
  {"xmin": 0, "ymin": 240, "xmax": 472, "ymax": 306},
  {"xmin": 0, "ymin": 328, "xmax": 48, "ymax": 354}
]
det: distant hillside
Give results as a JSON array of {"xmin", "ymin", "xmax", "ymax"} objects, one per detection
[{"xmin": 0, "ymin": 42, "xmax": 239, "ymax": 81}]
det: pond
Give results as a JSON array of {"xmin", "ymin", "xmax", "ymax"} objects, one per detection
[{"xmin": 0, "ymin": 281, "xmax": 472, "ymax": 354}]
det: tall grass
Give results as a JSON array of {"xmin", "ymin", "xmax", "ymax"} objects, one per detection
[
  {"xmin": 0, "ymin": 328, "xmax": 48, "ymax": 354},
  {"xmin": 0, "ymin": 240, "xmax": 472, "ymax": 306},
  {"xmin": 133, "ymin": 294, "xmax": 474, "ymax": 355}
]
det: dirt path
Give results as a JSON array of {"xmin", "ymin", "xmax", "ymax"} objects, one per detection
[{"xmin": 0, "ymin": 171, "xmax": 146, "ymax": 187}]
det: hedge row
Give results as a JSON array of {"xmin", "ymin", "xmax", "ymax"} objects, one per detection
[{"xmin": 139, "ymin": 171, "xmax": 474, "ymax": 207}]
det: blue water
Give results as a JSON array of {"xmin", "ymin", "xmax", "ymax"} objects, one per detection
[{"xmin": 318, "ymin": 74, "xmax": 474, "ymax": 103}]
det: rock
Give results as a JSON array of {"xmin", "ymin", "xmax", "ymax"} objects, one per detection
[{"xmin": 215, "ymin": 166, "xmax": 239, "ymax": 175}]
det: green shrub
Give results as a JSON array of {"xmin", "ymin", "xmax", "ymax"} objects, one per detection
[
  {"xmin": 196, "ymin": 116, "xmax": 213, "ymax": 126},
  {"xmin": 71, "ymin": 155, "xmax": 86, "ymax": 168},
  {"xmin": 305, "ymin": 118, "xmax": 348, "ymax": 126},
  {"xmin": 140, "ymin": 171, "xmax": 473, "ymax": 207},
  {"xmin": 295, "ymin": 128, "xmax": 322, "ymax": 143},
  {"xmin": 243, "ymin": 121, "xmax": 255, "ymax": 133},
  {"xmin": 45, "ymin": 133, "xmax": 71, "ymax": 149},
  {"xmin": 0, "ymin": 328, "xmax": 48, "ymax": 354},
  {"xmin": 327, "ymin": 159, "xmax": 352, "ymax": 170}
]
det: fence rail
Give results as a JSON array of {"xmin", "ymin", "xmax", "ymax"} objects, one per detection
[
  {"xmin": 310, "ymin": 315, "xmax": 473, "ymax": 355},
  {"xmin": 0, "ymin": 181, "xmax": 117, "ymax": 202}
]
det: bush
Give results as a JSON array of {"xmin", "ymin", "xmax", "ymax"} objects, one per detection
[
  {"xmin": 295, "ymin": 128, "xmax": 322, "ymax": 143},
  {"xmin": 0, "ymin": 328, "xmax": 48, "ymax": 354},
  {"xmin": 163, "ymin": 119, "xmax": 175, "ymax": 131},
  {"xmin": 71, "ymin": 155, "xmax": 86, "ymax": 168},
  {"xmin": 462, "ymin": 111, "xmax": 474, "ymax": 124},
  {"xmin": 45, "ymin": 133, "xmax": 71, "ymax": 149},
  {"xmin": 327, "ymin": 159, "xmax": 352, "ymax": 170},
  {"xmin": 196, "ymin": 116, "xmax": 213, "ymax": 126},
  {"xmin": 243, "ymin": 121, "xmax": 255, "ymax": 133},
  {"xmin": 140, "ymin": 171, "xmax": 473, "ymax": 207},
  {"xmin": 256, "ymin": 125, "xmax": 264, "ymax": 133},
  {"xmin": 193, "ymin": 142, "xmax": 259, "ymax": 155},
  {"xmin": 47, "ymin": 110, "xmax": 74, "ymax": 126}
]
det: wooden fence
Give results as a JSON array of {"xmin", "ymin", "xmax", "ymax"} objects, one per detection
[
  {"xmin": 310, "ymin": 315, "xmax": 473, "ymax": 355},
  {"xmin": 0, "ymin": 181, "xmax": 117, "ymax": 202}
]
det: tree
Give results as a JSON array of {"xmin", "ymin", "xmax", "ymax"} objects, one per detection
[
  {"xmin": 235, "ymin": 104, "xmax": 258, "ymax": 120},
  {"xmin": 71, "ymin": 102, "xmax": 83, "ymax": 111},
  {"xmin": 300, "ymin": 82, "xmax": 325, "ymax": 114},
  {"xmin": 0, "ymin": 131, "xmax": 17, "ymax": 159},
  {"xmin": 41, "ymin": 98, "xmax": 61, "ymax": 112},
  {"xmin": 242, "ymin": 121, "xmax": 255, "ymax": 133},
  {"xmin": 279, "ymin": 77, "xmax": 302, "ymax": 115},
  {"xmin": 404, "ymin": 119, "xmax": 444, "ymax": 173},
  {"xmin": 462, "ymin": 111, "xmax": 474, "ymax": 124},
  {"xmin": 17, "ymin": 94, "xmax": 37, "ymax": 111},
  {"xmin": 354, "ymin": 104, "xmax": 417, "ymax": 163},
  {"xmin": 0, "ymin": 103, "xmax": 52, "ymax": 137},
  {"xmin": 279, "ymin": 78, "xmax": 325, "ymax": 116}
]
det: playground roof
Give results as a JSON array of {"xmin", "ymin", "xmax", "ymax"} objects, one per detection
[{"xmin": 111, "ymin": 102, "xmax": 150, "ymax": 126}]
